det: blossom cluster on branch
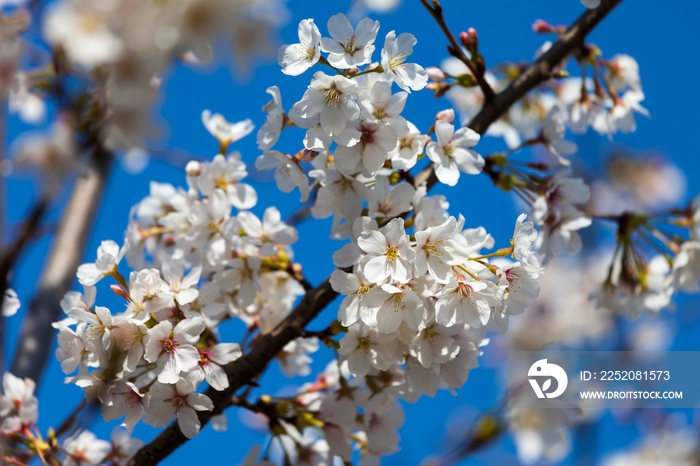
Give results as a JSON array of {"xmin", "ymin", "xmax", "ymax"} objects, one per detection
[{"xmin": 2, "ymin": 0, "xmax": 700, "ymax": 465}]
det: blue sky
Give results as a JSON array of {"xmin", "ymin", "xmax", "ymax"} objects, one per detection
[{"xmin": 5, "ymin": 0, "xmax": 700, "ymax": 464}]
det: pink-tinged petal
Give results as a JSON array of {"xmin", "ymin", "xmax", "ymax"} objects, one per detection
[
  {"xmin": 145, "ymin": 321, "xmax": 172, "ymax": 359},
  {"xmin": 203, "ymin": 364, "xmax": 229, "ymax": 391},
  {"xmin": 177, "ymin": 406, "xmax": 201, "ymax": 438},
  {"xmin": 145, "ymin": 401, "xmax": 176, "ymax": 428},
  {"xmin": 157, "ymin": 354, "xmax": 180, "ymax": 384},
  {"xmin": 173, "ymin": 345, "xmax": 201, "ymax": 373},
  {"xmin": 173, "ymin": 318, "xmax": 205, "ymax": 344},
  {"xmin": 187, "ymin": 392, "xmax": 214, "ymax": 412},
  {"xmin": 209, "ymin": 343, "xmax": 242, "ymax": 365}
]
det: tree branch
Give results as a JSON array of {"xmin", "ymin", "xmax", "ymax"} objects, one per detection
[
  {"xmin": 419, "ymin": 0, "xmax": 496, "ymax": 100},
  {"xmin": 414, "ymin": 0, "xmax": 623, "ymax": 190},
  {"xmin": 9, "ymin": 147, "xmax": 112, "ymax": 384},
  {"xmin": 127, "ymin": 1, "xmax": 623, "ymax": 463}
]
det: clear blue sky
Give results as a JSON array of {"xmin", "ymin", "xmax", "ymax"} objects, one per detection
[{"xmin": 5, "ymin": 0, "xmax": 700, "ymax": 464}]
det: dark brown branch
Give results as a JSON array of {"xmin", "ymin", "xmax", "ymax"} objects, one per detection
[
  {"xmin": 419, "ymin": 0, "xmax": 496, "ymax": 100},
  {"xmin": 414, "ymin": 0, "xmax": 623, "ymax": 190},
  {"xmin": 127, "ymin": 272, "xmax": 342, "ymax": 465},
  {"xmin": 127, "ymin": 1, "xmax": 623, "ymax": 463},
  {"xmin": 0, "ymin": 196, "xmax": 49, "ymax": 388},
  {"xmin": 10, "ymin": 147, "xmax": 112, "ymax": 384}
]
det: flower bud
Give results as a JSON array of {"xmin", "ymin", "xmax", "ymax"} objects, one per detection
[
  {"xmin": 185, "ymin": 160, "xmax": 201, "ymax": 177},
  {"xmin": 110, "ymin": 284, "xmax": 130, "ymax": 300},
  {"xmin": 436, "ymin": 108, "xmax": 455, "ymax": 123},
  {"xmin": 426, "ymin": 66, "xmax": 446, "ymax": 82},
  {"xmin": 532, "ymin": 19, "xmax": 555, "ymax": 33}
]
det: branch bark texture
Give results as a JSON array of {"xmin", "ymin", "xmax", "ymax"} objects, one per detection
[
  {"xmin": 10, "ymin": 148, "xmax": 112, "ymax": 384},
  {"xmin": 127, "ymin": 0, "xmax": 623, "ymax": 463}
]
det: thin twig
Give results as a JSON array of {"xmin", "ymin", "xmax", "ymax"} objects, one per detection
[
  {"xmin": 419, "ymin": 0, "xmax": 496, "ymax": 100},
  {"xmin": 126, "ymin": 1, "xmax": 623, "ymax": 464}
]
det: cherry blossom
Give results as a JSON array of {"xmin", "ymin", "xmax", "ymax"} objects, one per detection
[
  {"xmin": 293, "ymin": 72, "xmax": 360, "ymax": 138},
  {"xmin": 144, "ymin": 318, "xmax": 204, "ymax": 384},
  {"xmin": 334, "ymin": 119, "xmax": 397, "ymax": 176},
  {"xmin": 321, "ymin": 13, "xmax": 380, "ymax": 69},
  {"xmin": 146, "ymin": 378, "xmax": 214, "ymax": 439},
  {"xmin": 257, "ymin": 86, "xmax": 285, "ymax": 150},
  {"xmin": 542, "ymin": 106, "xmax": 578, "ymax": 165},
  {"xmin": 362, "ymin": 283, "xmax": 427, "ymax": 333},
  {"xmin": 278, "ymin": 19, "xmax": 322, "ymax": 76},
  {"xmin": 255, "ymin": 150, "xmax": 311, "ymax": 202},
  {"xmin": 237, "ymin": 206, "xmax": 298, "ymax": 256},
  {"xmin": 201, "ymin": 110, "xmax": 255, "ymax": 148},
  {"xmin": 381, "ymin": 31, "xmax": 428, "ymax": 92},
  {"xmin": 434, "ymin": 275, "xmax": 503, "ymax": 328},
  {"xmin": 77, "ymin": 240, "xmax": 125, "ymax": 286},
  {"xmin": 62, "ymin": 430, "xmax": 111, "ymax": 466},
  {"xmin": 357, "ymin": 218, "xmax": 415, "ymax": 283},
  {"xmin": 388, "ymin": 121, "xmax": 428, "ymax": 170},
  {"xmin": 192, "ymin": 343, "xmax": 243, "ymax": 390},
  {"xmin": 426, "ymin": 120, "xmax": 484, "ymax": 186}
]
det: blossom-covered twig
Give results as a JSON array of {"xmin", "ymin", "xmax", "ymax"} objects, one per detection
[
  {"xmin": 414, "ymin": 0, "xmax": 624, "ymax": 190},
  {"xmin": 418, "ymin": 0, "xmax": 496, "ymax": 101},
  {"xmin": 125, "ymin": 1, "xmax": 624, "ymax": 464}
]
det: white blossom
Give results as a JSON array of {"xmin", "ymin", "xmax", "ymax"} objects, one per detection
[
  {"xmin": 321, "ymin": 14, "xmax": 379, "ymax": 69},
  {"xmin": 146, "ymin": 378, "xmax": 214, "ymax": 439},
  {"xmin": 426, "ymin": 120, "xmax": 484, "ymax": 186},
  {"xmin": 278, "ymin": 19, "xmax": 322, "ymax": 76},
  {"xmin": 358, "ymin": 218, "xmax": 415, "ymax": 284},
  {"xmin": 381, "ymin": 31, "xmax": 428, "ymax": 92},
  {"xmin": 144, "ymin": 318, "xmax": 204, "ymax": 384}
]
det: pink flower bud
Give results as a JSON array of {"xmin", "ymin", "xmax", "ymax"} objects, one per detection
[
  {"xmin": 186, "ymin": 160, "xmax": 201, "ymax": 177},
  {"xmin": 532, "ymin": 19, "xmax": 555, "ymax": 33},
  {"xmin": 436, "ymin": 108, "xmax": 455, "ymax": 123},
  {"xmin": 459, "ymin": 31, "xmax": 470, "ymax": 48},
  {"xmin": 426, "ymin": 67, "xmax": 446, "ymax": 82},
  {"xmin": 110, "ymin": 284, "xmax": 130, "ymax": 300}
]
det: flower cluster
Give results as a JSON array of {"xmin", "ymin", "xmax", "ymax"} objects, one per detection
[
  {"xmin": 436, "ymin": 44, "xmax": 647, "ymax": 156},
  {"xmin": 52, "ymin": 115, "xmax": 316, "ymax": 441},
  {"xmin": 0, "ymin": 371, "xmax": 142, "ymax": 465}
]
